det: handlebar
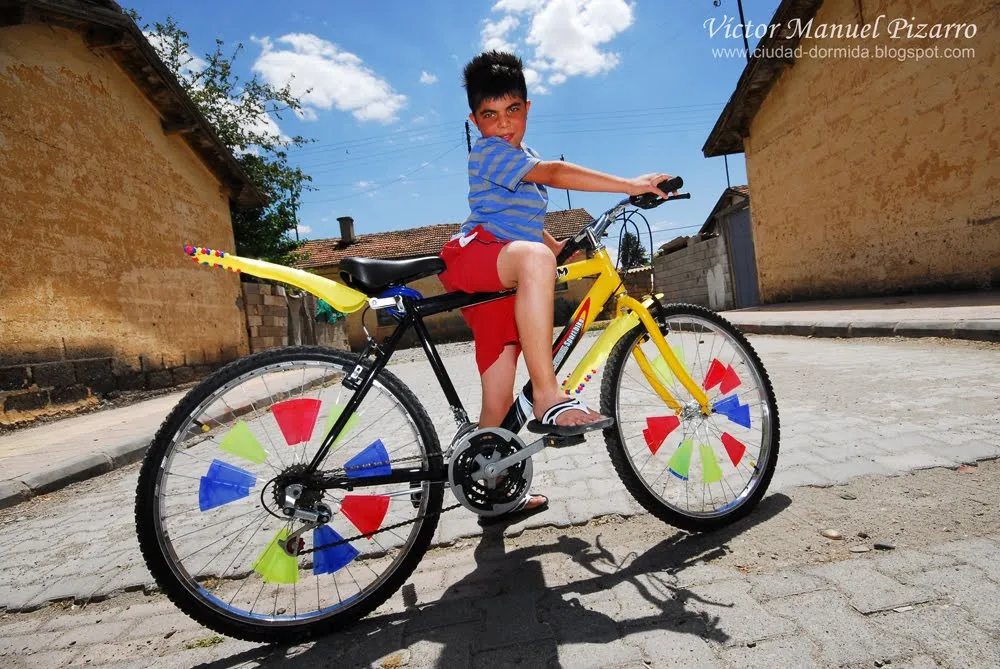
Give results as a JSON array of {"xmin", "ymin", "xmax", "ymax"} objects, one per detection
[
  {"xmin": 629, "ymin": 176, "xmax": 686, "ymax": 209},
  {"xmin": 556, "ymin": 175, "xmax": 690, "ymax": 265}
]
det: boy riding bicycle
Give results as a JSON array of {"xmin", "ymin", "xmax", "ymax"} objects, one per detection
[{"xmin": 438, "ymin": 50, "xmax": 676, "ymax": 521}]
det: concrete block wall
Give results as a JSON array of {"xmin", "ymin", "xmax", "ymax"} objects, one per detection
[
  {"xmin": 652, "ymin": 236, "xmax": 734, "ymax": 311},
  {"xmin": 242, "ymin": 283, "xmax": 290, "ymax": 352}
]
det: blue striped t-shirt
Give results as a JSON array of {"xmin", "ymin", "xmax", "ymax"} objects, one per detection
[{"xmin": 460, "ymin": 136, "xmax": 548, "ymax": 242}]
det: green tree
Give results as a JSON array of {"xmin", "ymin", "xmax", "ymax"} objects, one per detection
[
  {"xmin": 619, "ymin": 231, "xmax": 650, "ymax": 269},
  {"xmin": 128, "ymin": 11, "xmax": 312, "ymax": 265}
]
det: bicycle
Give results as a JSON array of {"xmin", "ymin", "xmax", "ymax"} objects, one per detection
[{"xmin": 134, "ymin": 176, "xmax": 779, "ymax": 643}]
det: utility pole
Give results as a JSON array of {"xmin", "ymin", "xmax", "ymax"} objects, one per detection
[
  {"xmin": 717, "ymin": 0, "xmax": 750, "ymax": 189},
  {"xmin": 560, "ymin": 154, "xmax": 572, "ymax": 209},
  {"xmin": 464, "ymin": 120, "xmax": 472, "ymax": 153}
]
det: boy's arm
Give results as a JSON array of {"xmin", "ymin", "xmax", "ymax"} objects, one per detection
[{"xmin": 525, "ymin": 160, "xmax": 675, "ymax": 198}]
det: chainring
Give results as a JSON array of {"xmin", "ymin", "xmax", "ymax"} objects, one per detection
[{"xmin": 448, "ymin": 427, "xmax": 532, "ymax": 517}]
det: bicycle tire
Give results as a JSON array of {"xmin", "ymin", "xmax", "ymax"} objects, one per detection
[
  {"xmin": 135, "ymin": 346, "xmax": 443, "ymax": 643},
  {"xmin": 600, "ymin": 303, "xmax": 780, "ymax": 532}
]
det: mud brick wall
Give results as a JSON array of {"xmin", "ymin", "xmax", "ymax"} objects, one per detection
[
  {"xmin": 0, "ymin": 348, "xmax": 240, "ymax": 428},
  {"xmin": 743, "ymin": 0, "xmax": 1000, "ymax": 301}
]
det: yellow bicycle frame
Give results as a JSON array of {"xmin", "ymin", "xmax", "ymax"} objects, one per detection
[
  {"xmin": 184, "ymin": 243, "xmax": 710, "ymax": 415},
  {"xmin": 553, "ymin": 248, "xmax": 711, "ymax": 416}
]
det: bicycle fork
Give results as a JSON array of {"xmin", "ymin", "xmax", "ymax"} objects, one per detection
[{"xmin": 557, "ymin": 294, "xmax": 712, "ymax": 417}]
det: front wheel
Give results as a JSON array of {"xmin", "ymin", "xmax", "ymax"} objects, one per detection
[
  {"xmin": 135, "ymin": 346, "xmax": 444, "ymax": 643},
  {"xmin": 601, "ymin": 303, "xmax": 780, "ymax": 532}
]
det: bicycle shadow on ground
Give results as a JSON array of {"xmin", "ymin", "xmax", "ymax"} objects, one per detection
[{"xmin": 199, "ymin": 492, "xmax": 791, "ymax": 669}]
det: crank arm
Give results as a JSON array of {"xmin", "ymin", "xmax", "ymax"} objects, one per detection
[{"xmin": 472, "ymin": 438, "xmax": 547, "ymax": 481}]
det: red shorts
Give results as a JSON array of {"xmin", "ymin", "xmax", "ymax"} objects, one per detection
[{"xmin": 438, "ymin": 226, "xmax": 520, "ymax": 375}]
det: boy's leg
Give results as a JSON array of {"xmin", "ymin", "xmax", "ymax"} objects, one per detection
[
  {"xmin": 496, "ymin": 241, "xmax": 605, "ymax": 427},
  {"xmin": 478, "ymin": 344, "xmax": 519, "ymax": 428},
  {"xmin": 479, "ymin": 344, "xmax": 547, "ymax": 510}
]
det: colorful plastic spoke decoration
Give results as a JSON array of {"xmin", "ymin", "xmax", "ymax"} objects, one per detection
[
  {"xmin": 651, "ymin": 345, "xmax": 686, "ymax": 387},
  {"xmin": 198, "ymin": 459, "xmax": 256, "ymax": 511},
  {"xmin": 271, "ymin": 398, "xmax": 322, "ymax": 446},
  {"xmin": 721, "ymin": 432, "xmax": 747, "ymax": 467},
  {"xmin": 324, "ymin": 404, "xmax": 360, "ymax": 447},
  {"xmin": 340, "ymin": 495, "xmax": 390, "ymax": 538},
  {"xmin": 719, "ymin": 365, "xmax": 742, "ymax": 394},
  {"xmin": 344, "ymin": 439, "xmax": 391, "ymax": 478},
  {"xmin": 712, "ymin": 395, "xmax": 751, "ymax": 429},
  {"xmin": 312, "ymin": 526, "xmax": 359, "ymax": 575},
  {"xmin": 217, "ymin": 421, "xmax": 267, "ymax": 464},
  {"xmin": 699, "ymin": 444, "xmax": 723, "ymax": 484},
  {"xmin": 668, "ymin": 438, "xmax": 694, "ymax": 481},
  {"xmin": 703, "ymin": 358, "xmax": 726, "ymax": 390},
  {"xmin": 252, "ymin": 528, "xmax": 299, "ymax": 584},
  {"xmin": 643, "ymin": 415, "xmax": 680, "ymax": 455}
]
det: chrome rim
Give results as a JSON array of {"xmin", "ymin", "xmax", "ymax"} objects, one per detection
[
  {"xmin": 151, "ymin": 359, "xmax": 433, "ymax": 625},
  {"xmin": 613, "ymin": 315, "xmax": 773, "ymax": 519}
]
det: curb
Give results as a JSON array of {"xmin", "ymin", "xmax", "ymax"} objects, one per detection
[
  {"xmin": 0, "ymin": 435, "xmax": 150, "ymax": 511},
  {"xmin": 726, "ymin": 319, "xmax": 1000, "ymax": 342}
]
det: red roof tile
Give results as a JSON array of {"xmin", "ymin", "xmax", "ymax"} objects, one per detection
[{"xmin": 295, "ymin": 208, "xmax": 594, "ymax": 269}]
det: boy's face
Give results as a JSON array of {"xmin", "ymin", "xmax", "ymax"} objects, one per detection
[{"xmin": 469, "ymin": 95, "xmax": 531, "ymax": 149}]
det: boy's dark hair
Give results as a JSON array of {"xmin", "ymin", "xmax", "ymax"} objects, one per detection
[{"xmin": 462, "ymin": 50, "xmax": 527, "ymax": 113}]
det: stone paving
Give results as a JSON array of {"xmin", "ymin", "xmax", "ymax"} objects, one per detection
[
  {"xmin": 0, "ymin": 334, "xmax": 998, "ymax": 615},
  {"xmin": 2, "ymin": 471, "xmax": 1000, "ymax": 668}
]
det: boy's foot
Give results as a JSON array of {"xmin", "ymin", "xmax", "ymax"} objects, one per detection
[
  {"xmin": 527, "ymin": 395, "xmax": 614, "ymax": 436},
  {"xmin": 479, "ymin": 494, "xmax": 549, "ymax": 526}
]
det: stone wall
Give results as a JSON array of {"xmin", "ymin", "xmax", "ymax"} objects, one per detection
[
  {"xmin": 652, "ymin": 236, "xmax": 734, "ymax": 311},
  {"xmin": 743, "ymin": 0, "xmax": 1000, "ymax": 302}
]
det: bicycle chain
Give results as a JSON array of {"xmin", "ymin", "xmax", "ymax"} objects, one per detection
[{"xmin": 299, "ymin": 454, "xmax": 460, "ymax": 555}]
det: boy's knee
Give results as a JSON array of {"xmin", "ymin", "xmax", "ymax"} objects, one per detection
[{"xmin": 519, "ymin": 242, "xmax": 555, "ymax": 272}]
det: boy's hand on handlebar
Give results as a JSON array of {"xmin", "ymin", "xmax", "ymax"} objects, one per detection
[{"xmin": 625, "ymin": 173, "xmax": 677, "ymax": 199}]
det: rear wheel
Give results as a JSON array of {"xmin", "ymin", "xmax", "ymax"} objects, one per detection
[
  {"xmin": 601, "ymin": 304, "xmax": 779, "ymax": 532},
  {"xmin": 135, "ymin": 346, "xmax": 443, "ymax": 643}
]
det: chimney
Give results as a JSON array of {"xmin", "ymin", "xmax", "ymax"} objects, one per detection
[{"xmin": 337, "ymin": 216, "xmax": 355, "ymax": 245}]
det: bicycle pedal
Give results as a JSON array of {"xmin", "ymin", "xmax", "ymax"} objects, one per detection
[{"xmin": 543, "ymin": 434, "xmax": 586, "ymax": 448}]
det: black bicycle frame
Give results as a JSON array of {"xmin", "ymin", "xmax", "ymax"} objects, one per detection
[{"xmin": 306, "ymin": 233, "xmax": 597, "ymax": 489}]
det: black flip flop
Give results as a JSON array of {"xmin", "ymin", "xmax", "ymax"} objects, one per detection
[{"xmin": 526, "ymin": 398, "xmax": 614, "ymax": 436}]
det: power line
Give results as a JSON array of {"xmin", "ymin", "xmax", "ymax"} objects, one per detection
[
  {"xmin": 302, "ymin": 142, "xmax": 466, "ymax": 204},
  {"xmin": 284, "ymin": 103, "xmax": 726, "ymax": 160}
]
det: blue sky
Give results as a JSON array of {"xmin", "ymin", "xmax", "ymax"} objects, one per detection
[{"xmin": 128, "ymin": 0, "xmax": 781, "ymax": 252}]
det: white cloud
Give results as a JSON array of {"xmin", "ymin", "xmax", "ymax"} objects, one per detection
[
  {"xmin": 419, "ymin": 71, "xmax": 438, "ymax": 84},
  {"xmin": 355, "ymin": 180, "xmax": 373, "ymax": 188},
  {"xmin": 481, "ymin": 15, "xmax": 520, "ymax": 52},
  {"xmin": 251, "ymin": 34, "xmax": 406, "ymax": 124},
  {"xmin": 483, "ymin": 0, "xmax": 634, "ymax": 90},
  {"xmin": 296, "ymin": 224, "xmax": 312, "ymax": 235},
  {"xmin": 494, "ymin": 0, "xmax": 536, "ymax": 11}
]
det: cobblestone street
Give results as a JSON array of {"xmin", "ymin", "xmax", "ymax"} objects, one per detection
[{"xmin": 1, "ymin": 334, "xmax": 998, "ymax": 667}]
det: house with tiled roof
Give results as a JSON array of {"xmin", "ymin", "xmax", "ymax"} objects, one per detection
[{"xmin": 296, "ymin": 209, "xmax": 596, "ymax": 350}]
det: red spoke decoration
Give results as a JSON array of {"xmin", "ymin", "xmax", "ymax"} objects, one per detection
[
  {"xmin": 340, "ymin": 495, "xmax": 390, "ymax": 539},
  {"xmin": 642, "ymin": 415, "xmax": 680, "ymax": 455},
  {"xmin": 271, "ymin": 398, "xmax": 322, "ymax": 446}
]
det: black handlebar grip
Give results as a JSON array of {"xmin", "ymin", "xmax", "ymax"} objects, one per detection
[{"xmin": 657, "ymin": 176, "xmax": 683, "ymax": 194}]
